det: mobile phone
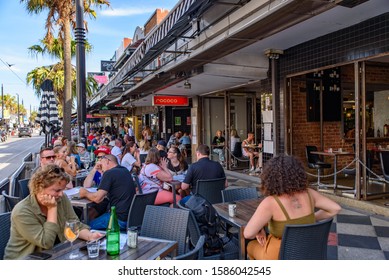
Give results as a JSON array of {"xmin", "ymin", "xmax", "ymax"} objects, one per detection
[{"xmin": 29, "ymin": 252, "xmax": 52, "ymax": 260}]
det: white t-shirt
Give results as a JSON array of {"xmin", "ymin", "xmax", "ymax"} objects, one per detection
[
  {"xmin": 121, "ymin": 153, "xmax": 136, "ymax": 172},
  {"xmin": 230, "ymin": 136, "xmax": 241, "ymax": 151},
  {"xmin": 138, "ymin": 163, "xmax": 163, "ymax": 193},
  {"xmin": 111, "ymin": 146, "xmax": 122, "ymax": 164}
]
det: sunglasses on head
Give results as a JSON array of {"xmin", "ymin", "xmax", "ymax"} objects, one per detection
[{"xmin": 49, "ymin": 166, "xmax": 65, "ymax": 174}]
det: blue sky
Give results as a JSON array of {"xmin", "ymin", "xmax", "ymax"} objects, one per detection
[{"xmin": 0, "ymin": 0, "xmax": 178, "ymax": 111}]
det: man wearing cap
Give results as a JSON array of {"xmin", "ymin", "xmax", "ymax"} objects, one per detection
[
  {"xmin": 157, "ymin": 140, "xmax": 168, "ymax": 158},
  {"xmin": 83, "ymin": 146, "xmax": 111, "ymax": 189},
  {"xmin": 77, "ymin": 142, "xmax": 90, "ymax": 169},
  {"xmin": 79, "ymin": 153, "xmax": 136, "ymax": 230}
]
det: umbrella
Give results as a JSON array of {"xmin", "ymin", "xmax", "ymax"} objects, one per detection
[{"xmin": 35, "ymin": 79, "xmax": 60, "ymax": 146}]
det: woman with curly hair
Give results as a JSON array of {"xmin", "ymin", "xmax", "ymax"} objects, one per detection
[
  {"xmin": 4, "ymin": 164, "xmax": 104, "ymax": 259},
  {"xmin": 243, "ymin": 154, "xmax": 341, "ymax": 260}
]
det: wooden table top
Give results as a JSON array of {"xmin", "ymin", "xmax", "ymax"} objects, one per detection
[
  {"xmin": 213, "ymin": 198, "xmax": 264, "ymax": 228},
  {"xmin": 25, "ymin": 236, "xmax": 177, "ymax": 260}
]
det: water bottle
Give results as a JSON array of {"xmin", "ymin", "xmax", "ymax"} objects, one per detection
[{"xmin": 106, "ymin": 206, "xmax": 120, "ymax": 256}]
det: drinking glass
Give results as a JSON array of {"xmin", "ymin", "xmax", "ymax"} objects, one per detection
[
  {"xmin": 84, "ymin": 160, "xmax": 90, "ymax": 170},
  {"xmin": 64, "ymin": 219, "xmax": 80, "ymax": 259}
]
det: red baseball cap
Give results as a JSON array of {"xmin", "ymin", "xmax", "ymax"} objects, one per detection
[{"xmin": 94, "ymin": 146, "xmax": 111, "ymax": 155}]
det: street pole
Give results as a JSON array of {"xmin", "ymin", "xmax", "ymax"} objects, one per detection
[
  {"xmin": 16, "ymin": 93, "xmax": 19, "ymax": 127},
  {"xmin": 75, "ymin": 0, "xmax": 87, "ymax": 146},
  {"xmin": 1, "ymin": 84, "xmax": 3, "ymax": 125}
]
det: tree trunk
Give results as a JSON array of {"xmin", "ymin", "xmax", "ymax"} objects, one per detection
[{"xmin": 63, "ymin": 20, "xmax": 72, "ymax": 140}]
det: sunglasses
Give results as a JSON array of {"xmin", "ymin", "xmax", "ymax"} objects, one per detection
[
  {"xmin": 96, "ymin": 156, "xmax": 106, "ymax": 160},
  {"xmin": 49, "ymin": 166, "xmax": 65, "ymax": 174},
  {"xmin": 42, "ymin": 155, "xmax": 56, "ymax": 160}
]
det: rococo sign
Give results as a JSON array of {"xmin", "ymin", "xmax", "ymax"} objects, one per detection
[{"xmin": 152, "ymin": 95, "xmax": 189, "ymax": 106}]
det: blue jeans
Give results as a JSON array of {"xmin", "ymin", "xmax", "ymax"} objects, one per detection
[
  {"xmin": 213, "ymin": 148, "xmax": 225, "ymax": 162},
  {"xmin": 89, "ymin": 212, "xmax": 127, "ymax": 231}
]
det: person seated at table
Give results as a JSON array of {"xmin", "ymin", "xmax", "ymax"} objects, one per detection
[
  {"xmin": 3, "ymin": 164, "xmax": 104, "ymax": 260},
  {"xmin": 212, "ymin": 129, "xmax": 226, "ymax": 166},
  {"xmin": 54, "ymin": 145, "xmax": 77, "ymax": 189},
  {"xmin": 242, "ymin": 132, "xmax": 262, "ymax": 173},
  {"xmin": 243, "ymin": 154, "xmax": 341, "ymax": 260},
  {"xmin": 76, "ymin": 142, "xmax": 90, "ymax": 169},
  {"xmin": 67, "ymin": 140, "xmax": 82, "ymax": 169},
  {"xmin": 79, "ymin": 154, "xmax": 136, "ymax": 231},
  {"xmin": 167, "ymin": 146, "xmax": 189, "ymax": 197},
  {"xmin": 121, "ymin": 141, "xmax": 141, "ymax": 173},
  {"xmin": 138, "ymin": 148, "xmax": 181, "ymax": 206},
  {"xmin": 156, "ymin": 140, "xmax": 168, "ymax": 159},
  {"xmin": 181, "ymin": 144, "xmax": 228, "ymax": 203},
  {"xmin": 230, "ymin": 128, "xmax": 241, "ymax": 151}
]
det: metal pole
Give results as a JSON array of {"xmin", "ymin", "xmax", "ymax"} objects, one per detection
[
  {"xmin": 1, "ymin": 84, "xmax": 3, "ymax": 123},
  {"xmin": 16, "ymin": 93, "xmax": 19, "ymax": 127},
  {"xmin": 75, "ymin": 0, "xmax": 87, "ymax": 146}
]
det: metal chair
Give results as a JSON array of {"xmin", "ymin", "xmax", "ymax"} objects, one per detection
[
  {"xmin": 126, "ymin": 190, "xmax": 158, "ymax": 230},
  {"xmin": 131, "ymin": 173, "xmax": 143, "ymax": 194},
  {"xmin": 175, "ymin": 235, "xmax": 205, "ymax": 260},
  {"xmin": 279, "ymin": 218, "xmax": 333, "ymax": 260},
  {"xmin": 17, "ymin": 178, "xmax": 30, "ymax": 199},
  {"xmin": 178, "ymin": 201, "xmax": 239, "ymax": 260},
  {"xmin": 221, "ymin": 187, "xmax": 258, "ymax": 203},
  {"xmin": 1, "ymin": 190, "xmax": 21, "ymax": 212},
  {"xmin": 305, "ymin": 145, "xmax": 331, "ymax": 187},
  {"xmin": 379, "ymin": 150, "xmax": 389, "ymax": 181},
  {"xmin": 0, "ymin": 212, "xmax": 11, "ymax": 259},
  {"xmin": 140, "ymin": 205, "xmax": 190, "ymax": 256},
  {"xmin": 196, "ymin": 177, "xmax": 226, "ymax": 204}
]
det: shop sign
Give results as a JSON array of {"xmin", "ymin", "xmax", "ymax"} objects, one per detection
[
  {"xmin": 98, "ymin": 110, "xmax": 127, "ymax": 115},
  {"xmin": 152, "ymin": 95, "xmax": 189, "ymax": 106}
]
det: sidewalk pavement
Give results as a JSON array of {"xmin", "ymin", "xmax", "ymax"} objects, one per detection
[{"xmin": 225, "ymin": 170, "xmax": 389, "ymax": 260}]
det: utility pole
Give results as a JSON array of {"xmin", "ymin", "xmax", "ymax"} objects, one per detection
[
  {"xmin": 1, "ymin": 84, "xmax": 3, "ymax": 125},
  {"xmin": 16, "ymin": 93, "xmax": 19, "ymax": 127}
]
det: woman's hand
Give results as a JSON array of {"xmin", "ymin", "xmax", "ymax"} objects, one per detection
[
  {"xmin": 37, "ymin": 193, "xmax": 57, "ymax": 209},
  {"xmin": 255, "ymin": 228, "xmax": 267, "ymax": 246},
  {"xmin": 89, "ymin": 231, "xmax": 105, "ymax": 241},
  {"xmin": 159, "ymin": 157, "xmax": 169, "ymax": 169}
]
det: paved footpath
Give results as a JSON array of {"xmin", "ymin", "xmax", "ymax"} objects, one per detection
[{"xmin": 225, "ymin": 170, "xmax": 389, "ymax": 260}]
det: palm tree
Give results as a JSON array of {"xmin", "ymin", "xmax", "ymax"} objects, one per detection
[
  {"xmin": 27, "ymin": 38, "xmax": 98, "ymax": 115},
  {"xmin": 20, "ymin": 0, "xmax": 110, "ymax": 139}
]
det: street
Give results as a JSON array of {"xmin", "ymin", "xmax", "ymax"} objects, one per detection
[{"xmin": 0, "ymin": 132, "xmax": 44, "ymax": 180}]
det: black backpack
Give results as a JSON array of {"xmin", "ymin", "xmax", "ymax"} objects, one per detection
[{"xmin": 184, "ymin": 194, "xmax": 226, "ymax": 256}]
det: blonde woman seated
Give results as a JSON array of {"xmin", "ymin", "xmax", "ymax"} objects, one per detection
[
  {"xmin": 243, "ymin": 154, "xmax": 341, "ymax": 260},
  {"xmin": 139, "ymin": 148, "xmax": 181, "ymax": 206},
  {"xmin": 54, "ymin": 145, "xmax": 77, "ymax": 189},
  {"xmin": 4, "ymin": 164, "xmax": 104, "ymax": 259},
  {"xmin": 121, "ymin": 141, "xmax": 141, "ymax": 173}
]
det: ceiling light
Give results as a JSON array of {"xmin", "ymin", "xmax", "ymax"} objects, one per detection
[{"xmin": 184, "ymin": 80, "xmax": 191, "ymax": 89}]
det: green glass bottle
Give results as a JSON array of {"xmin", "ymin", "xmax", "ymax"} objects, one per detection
[{"xmin": 106, "ymin": 206, "xmax": 120, "ymax": 256}]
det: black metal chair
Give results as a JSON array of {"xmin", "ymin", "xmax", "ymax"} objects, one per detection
[
  {"xmin": 175, "ymin": 235, "xmax": 205, "ymax": 260},
  {"xmin": 305, "ymin": 145, "xmax": 331, "ymax": 187},
  {"xmin": 221, "ymin": 187, "xmax": 258, "ymax": 203},
  {"xmin": 131, "ymin": 173, "xmax": 142, "ymax": 194},
  {"xmin": 140, "ymin": 205, "xmax": 190, "ymax": 256},
  {"xmin": 279, "ymin": 218, "xmax": 333, "ymax": 260},
  {"xmin": 1, "ymin": 190, "xmax": 21, "ymax": 212},
  {"xmin": 17, "ymin": 178, "xmax": 30, "ymax": 199},
  {"xmin": 0, "ymin": 212, "xmax": 11, "ymax": 260},
  {"xmin": 126, "ymin": 190, "xmax": 158, "ymax": 230},
  {"xmin": 178, "ymin": 201, "xmax": 239, "ymax": 260},
  {"xmin": 196, "ymin": 177, "xmax": 226, "ymax": 204},
  {"xmin": 380, "ymin": 150, "xmax": 389, "ymax": 181}
]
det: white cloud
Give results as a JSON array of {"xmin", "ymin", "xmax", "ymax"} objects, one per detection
[{"xmin": 101, "ymin": 7, "xmax": 155, "ymax": 17}]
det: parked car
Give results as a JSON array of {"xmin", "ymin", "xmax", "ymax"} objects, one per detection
[{"xmin": 18, "ymin": 127, "xmax": 32, "ymax": 137}]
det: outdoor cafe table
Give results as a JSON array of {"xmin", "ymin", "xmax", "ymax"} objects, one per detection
[
  {"xmin": 25, "ymin": 236, "xmax": 177, "ymax": 260},
  {"xmin": 64, "ymin": 187, "xmax": 96, "ymax": 224},
  {"xmin": 213, "ymin": 198, "xmax": 264, "ymax": 260},
  {"xmin": 311, "ymin": 150, "xmax": 354, "ymax": 191}
]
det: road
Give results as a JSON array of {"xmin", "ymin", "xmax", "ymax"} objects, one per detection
[{"xmin": 0, "ymin": 132, "xmax": 44, "ymax": 180}]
